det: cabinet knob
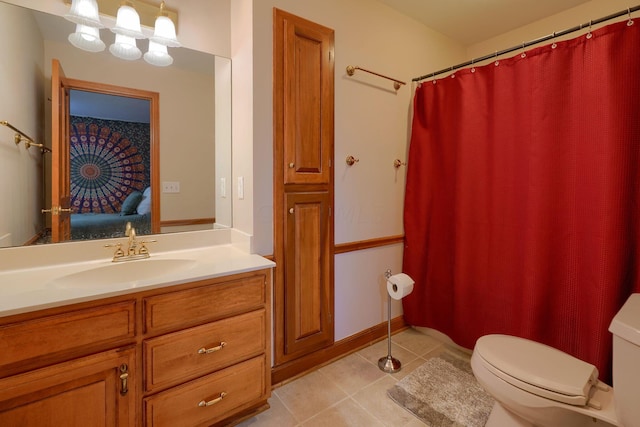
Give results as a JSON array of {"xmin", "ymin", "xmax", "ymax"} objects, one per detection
[
  {"xmin": 288, "ymin": 162, "xmax": 295, "ymax": 168},
  {"xmin": 289, "ymin": 208, "xmax": 294, "ymax": 214}
]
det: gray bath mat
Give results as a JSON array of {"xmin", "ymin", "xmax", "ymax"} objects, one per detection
[{"xmin": 387, "ymin": 352, "xmax": 494, "ymax": 427}]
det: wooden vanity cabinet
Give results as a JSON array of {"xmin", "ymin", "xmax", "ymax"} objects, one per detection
[
  {"xmin": 0, "ymin": 268, "xmax": 272, "ymax": 427},
  {"xmin": 0, "ymin": 300, "xmax": 137, "ymax": 427},
  {"xmin": 141, "ymin": 270, "xmax": 272, "ymax": 427}
]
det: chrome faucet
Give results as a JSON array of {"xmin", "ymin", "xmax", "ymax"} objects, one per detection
[{"xmin": 105, "ymin": 222, "xmax": 156, "ymax": 262}]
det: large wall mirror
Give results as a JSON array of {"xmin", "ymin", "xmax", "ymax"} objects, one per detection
[{"xmin": 0, "ymin": 1, "xmax": 232, "ymax": 248}]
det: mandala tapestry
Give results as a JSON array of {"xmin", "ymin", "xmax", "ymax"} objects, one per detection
[{"xmin": 70, "ymin": 118, "xmax": 151, "ymax": 214}]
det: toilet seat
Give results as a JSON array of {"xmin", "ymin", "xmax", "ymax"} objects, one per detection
[{"xmin": 475, "ymin": 335, "xmax": 599, "ymax": 407}]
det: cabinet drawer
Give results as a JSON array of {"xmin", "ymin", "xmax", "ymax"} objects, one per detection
[
  {"xmin": 144, "ymin": 309, "xmax": 266, "ymax": 392},
  {"xmin": 144, "ymin": 273, "xmax": 267, "ymax": 334},
  {"xmin": 143, "ymin": 355, "xmax": 267, "ymax": 427},
  {"xmin": 0, "ymin": 301, "xmax": 135, "ymax": 377}
]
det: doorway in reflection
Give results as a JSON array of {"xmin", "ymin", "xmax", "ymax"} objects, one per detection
[{"xmin": 68, "ymin": 90, "xmax": 152, "ymax": 240}]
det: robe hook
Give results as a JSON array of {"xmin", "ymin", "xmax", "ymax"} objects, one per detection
[
  {"xmin": 393, "ymin": 159, "xmax": 407, "ymax": 168},
  {"xmin": 346, "ymin": 155, "xmax": 359, "ymax": 166}
]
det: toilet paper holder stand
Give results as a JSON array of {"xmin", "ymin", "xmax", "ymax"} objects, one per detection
[{"xmin": 379, "ymin": 269, "xmax": 402, "ymax": 373}]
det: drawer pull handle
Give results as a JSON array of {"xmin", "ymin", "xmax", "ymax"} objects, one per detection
[
  {"xmin": 197, "ymin": 342, "xmax": 227, "ymax": 354},
  {"xmin": 198, "ymin": 392, "xmax": 227, "ymax": 407}
]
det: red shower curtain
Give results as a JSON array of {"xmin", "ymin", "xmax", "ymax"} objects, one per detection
[{"xmin": 402, "ymin": 20, "xmax": 640, "ymax": 382}]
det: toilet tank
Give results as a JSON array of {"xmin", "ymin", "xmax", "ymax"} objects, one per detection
[{"xmin": 609, "ymin": 293, "xmax": 640, "ymax": 427}]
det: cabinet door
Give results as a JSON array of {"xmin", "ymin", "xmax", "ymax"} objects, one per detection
[
  {"xmin": 276, "ymin": 9, "xmax": 334, "ymax": 185},
  {"xmin": 283, "ymin": 192, "xmax": 333, "ymax": 359},
  {"xmin": 0, "ymin": 347, "xmax": 136, "ymax": 427}
]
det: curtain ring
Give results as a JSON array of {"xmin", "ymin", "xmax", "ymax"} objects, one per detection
[
  {"xmin": 551, "ymin": 31, "xmax": 557, "ymax": 49},
  {"xmin": 521, "ymin": 42, "xmax": 526, "ymax": 58},
  {"xmin": 471, "ymin": 58, "xmax": 476, "ymax": 73},
  {"xmin": 494, "ymin": 51, "xmax": 499, "ymax": 66},
  {"xmin": 586, "ymin": 20, "xmax": 593, "ymax": 39},
  {"xmin": 628, "ymin": 7, "xmax": 635, "ymax": 26}
]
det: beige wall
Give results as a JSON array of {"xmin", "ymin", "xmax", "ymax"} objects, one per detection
[
  {"xmin": 467, "ymin": 0, "xmax": 633, "ymax": 63},
  {"xmin": 0, "ymin": 3, "xmax": 45, "ymax": 247}
]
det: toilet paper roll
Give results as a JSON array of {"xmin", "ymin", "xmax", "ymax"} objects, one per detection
[{"xmin": 386, "ymin": 273, "xmax": 415, "ymax": 300}]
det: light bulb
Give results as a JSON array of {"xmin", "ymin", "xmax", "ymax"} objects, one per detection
[
  {"xmin": 109, "ymin": 34, "xmax": 142, "ymax": 60},
  {"xmin": 65, "ymin": 0, "xmax": 103, "ymax": 28},
  {"xmin": 144, "ymin": 40, "xmax": 174, "ymax": 66},
  {"xmin": 68, "ymin": 24, "xmax": 105, "ymax": 52}
]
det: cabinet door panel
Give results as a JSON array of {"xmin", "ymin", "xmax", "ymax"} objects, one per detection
[
  {"xmin": 284, "ymin": 192, "xmax": 333, "ymax": 357},
  {"xmin": 281, "ymin": 11, "xmax": 334, "ymax": 185},
  {"xmin": 0, "ymin": 347, "xmax": 136, "ymax": 427}
]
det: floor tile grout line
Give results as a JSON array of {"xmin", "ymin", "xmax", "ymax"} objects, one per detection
[
  {"xmin": 265, "ymin": 332, "xmax": 450, "ymax": 426},
  {"xmin": 271, "ymin": 388, "xmax": 305, "ymax": 425}
]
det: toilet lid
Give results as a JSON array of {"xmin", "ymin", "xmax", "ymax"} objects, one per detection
[{"xmin": 474, "ymin": 334, "xmax": 599, "ymax": 406}]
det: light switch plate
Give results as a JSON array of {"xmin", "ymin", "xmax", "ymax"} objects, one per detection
[
  {"xmin": 162, "ymin": 181, "xmax": 180, "ymax": 193},
  {"xmin": 237, "ymin": 176, "xmax": 244, "ymax": 200}
]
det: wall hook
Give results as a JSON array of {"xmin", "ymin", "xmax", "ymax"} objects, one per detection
[
  {"xmin": 393, "ymin": 159, "xmax": 406, "ymax": 168},
  {"xmin": 346, "ymin": 155, "xmax": 360, "ymax": 166}
]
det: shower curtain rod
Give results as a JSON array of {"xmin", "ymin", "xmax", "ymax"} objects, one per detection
[{"xmin": 413, "ymin": 5, "xmax": 640, "ymax": 82}]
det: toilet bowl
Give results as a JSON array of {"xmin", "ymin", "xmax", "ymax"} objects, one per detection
[{"xmin": 470, "ymin": 293, "xmax": 640, "ymax": 427}]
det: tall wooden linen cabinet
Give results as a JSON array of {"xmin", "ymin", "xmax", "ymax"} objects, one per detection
[{"xmin": 273, "ymin": 9, "xmax": 335, "ymax": 378}]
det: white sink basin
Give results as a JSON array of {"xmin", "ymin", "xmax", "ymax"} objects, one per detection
[{"xmin": 48, "ymin": 258, "xmax": 198, "ymax": 290}]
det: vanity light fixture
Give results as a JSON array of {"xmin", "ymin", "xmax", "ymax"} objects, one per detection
[
  {"xmin": 64, "ymin": 0, "xmax": 181, "ymax": 66},
  {"xmin": 110, "ymin": 33, "xmax": 142, "ymax": 60},
  {"xmin": 143, "ymin": 1, "xmax": 180, "ymax": 66},
  {"xmin": 68, "ymin": 24, "xmax": 106, "ymax": 52},
  {"xmin": 65, "ymin": 0, "xmax": 104, "ymax": 28},
  {"xmin": 149, "ymin": 2, "xmax": 180, "ymax": 47},
  {"xmin": 65, "ymin": 0, "xmax": 105, "ymax": 52},
  {"xmin": 144, "ymin": 40, "xmax": 172, "ymax": 66},
  {"xmin": 109, "ymin": 1, "xmax": 144, "ymax": 60}
]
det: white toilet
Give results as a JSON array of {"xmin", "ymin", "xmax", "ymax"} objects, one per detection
[{"xmin": 470, "ymin": 293, "xmax": 640, "ymax": 427}]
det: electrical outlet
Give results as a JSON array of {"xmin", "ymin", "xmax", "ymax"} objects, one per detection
[{"xmin": 162, "ymin": 181, "xmax": 180, "ymax": 193}]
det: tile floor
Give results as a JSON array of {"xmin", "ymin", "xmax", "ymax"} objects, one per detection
[{"xmin": 237, "ymin": 328, "xmax": 472, "ymax": 427}]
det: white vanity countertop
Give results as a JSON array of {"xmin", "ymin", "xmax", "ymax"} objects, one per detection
[{"xmin": 0, "ymin": 244, "xmax": 274, "ymax": 318}]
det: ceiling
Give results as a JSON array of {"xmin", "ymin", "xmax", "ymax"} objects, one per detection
[{"xmin": 377, "ymin": 0, "xmax": 592, "ymax": 45}]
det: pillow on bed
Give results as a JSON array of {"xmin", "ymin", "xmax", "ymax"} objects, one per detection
[
  {"xmin": 136, "ymin": 187, "xmax": 152, "ymax": 215},
  {"xmin": 120, "ymin": 191, "xmax": 144, "ymax": 215}
]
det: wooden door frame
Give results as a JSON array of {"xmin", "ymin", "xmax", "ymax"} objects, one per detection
[
  {"xmin": 51, "ymin": 59, "xmax": 71, "ymax": 242},
  {"xmin": 58, "ymin": 77, "xmax": 161, "ymax": 235}
]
